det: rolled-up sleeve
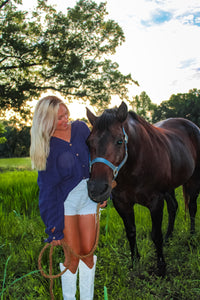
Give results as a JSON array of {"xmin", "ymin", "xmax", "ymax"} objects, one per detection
[{"xmin": 38, "ymin": 159, "xmax": 64, "ymax": 243}]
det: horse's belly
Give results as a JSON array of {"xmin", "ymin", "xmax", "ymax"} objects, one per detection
[{"xmin": 170, "ymin": 151, "xmax": 195, "ymax": 187}]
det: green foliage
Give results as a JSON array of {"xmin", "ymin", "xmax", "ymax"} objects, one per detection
[
  {"xmin": 0, "ymin": 122, "xmax": 6, "ymax": 144},
  {"xmin": 131, "ymin": 89, "xmax": 200, "ymax": 127},
  {"xmin": 129, "ymin": 91, "xmax": 157, "ymax": 122},
  {"xmin": 0, "ymin": 160, "xmax": 200, "ymax": 299},
  {"xmin": 152, "ymin": 88, "xmax": 200, "ymax": 126},
  {"xmin": 0, "ymin": 121, "xmax": 30, "ymax": 158},
  {"xmin": 0, "ymin": 0, "xmax": 137, "ymax": 115}
]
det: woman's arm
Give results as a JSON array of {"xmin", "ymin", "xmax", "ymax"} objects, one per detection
[{"xmin": 38, "ymin": 155, "xmax": 65, "ymax": 243}]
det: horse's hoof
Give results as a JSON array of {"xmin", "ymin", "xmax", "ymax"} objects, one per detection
[
  {"xmin": 157, "ymin": 260, "xmax": 166, "ymax": 277},
  {"xmin": 157, "ymin": 267, "xmax": 166, "ymax": 277},
  {"xmin": 190, "ymin": 228, "xmax": 195, "ymax": 235},
  {"xmin": 158, "ymin": 266, "xmax": 166, "ymax": 277}
]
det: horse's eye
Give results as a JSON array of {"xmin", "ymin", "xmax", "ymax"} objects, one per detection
[{"xmin": 116, "ymin": 139, "xmax": 123, "ymax": 145}]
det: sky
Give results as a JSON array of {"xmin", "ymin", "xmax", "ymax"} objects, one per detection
[{"xmin": 23, "ymin": 0, "xmax": 200, "ymax": 117}]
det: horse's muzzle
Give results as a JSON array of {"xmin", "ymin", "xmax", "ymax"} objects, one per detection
[{"xmin": 87, "ymin": 179, "xmax": 111, "ymax": 203}]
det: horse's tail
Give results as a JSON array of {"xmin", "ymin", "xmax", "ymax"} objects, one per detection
[{"xmin": 182, "ymin": 185, "xmax": 190, "ymax": 219}]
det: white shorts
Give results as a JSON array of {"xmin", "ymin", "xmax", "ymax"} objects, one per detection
[{"xmin": 64, "ymin": 179, "xmax": 98, "ymax": 216}]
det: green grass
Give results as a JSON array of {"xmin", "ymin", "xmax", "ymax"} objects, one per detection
[{"xmin": 0, "ymin": 158, "xmax": 200, "ymax": 299}]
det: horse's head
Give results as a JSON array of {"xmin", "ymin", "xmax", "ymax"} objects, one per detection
[{"xmin": 87, "ymin": 101, "xmax": 128, "ymax": 203}]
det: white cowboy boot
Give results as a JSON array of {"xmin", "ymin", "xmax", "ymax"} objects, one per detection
[
  {"xmin": 79, "ymin": 255, "xmax": 97, "ymax": 300},
  {"xmin": 60, "ymin": 263, "xmax": 78, "ymax": 300}
]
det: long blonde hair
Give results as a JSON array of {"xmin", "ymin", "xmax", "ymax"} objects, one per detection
[{"xmin": 30, "ymin": 95, "xmax": 69, "ymax": 170}]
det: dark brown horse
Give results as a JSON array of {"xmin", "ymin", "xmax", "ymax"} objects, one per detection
[{"xmin": 86, "ymin": 101, "xmax": 200, "ymax": 276}]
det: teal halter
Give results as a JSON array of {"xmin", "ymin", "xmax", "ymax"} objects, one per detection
[{"xmin": 90, "ymin": 127, "xmax": 128, "ymax": 180}]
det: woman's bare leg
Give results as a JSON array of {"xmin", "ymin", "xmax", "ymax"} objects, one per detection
[
  {"xmin": 78, "ymin": 214, "xmax": 97, "ymax": 268},
  {"xmin": 63, "ymin": 213, "xmax": 97, "ymax": 272},
  {"xmin": 63, "ymin": 215, "xmax": 80, "ymax": 273}
]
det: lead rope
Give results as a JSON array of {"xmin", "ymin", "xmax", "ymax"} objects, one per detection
[{"xmin": 38, "ymin": 203, "xmax": 100, "ymax": 300}]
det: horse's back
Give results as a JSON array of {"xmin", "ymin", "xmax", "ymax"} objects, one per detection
[
  {"xmin": 155, "ymin": 117, "xmax": 200, "ymax": 155},
  {"xmin": 157, "ymin": 118, "xmax": 200, "ymax": 183},
  {"xmin": 155, "ymin": 117, "xmax": 200, "ymax": 136}
]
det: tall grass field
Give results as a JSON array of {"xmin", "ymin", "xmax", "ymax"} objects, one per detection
[{"xmin": 0, "ymin": 157, "xmax": 200, "ymax": 299}]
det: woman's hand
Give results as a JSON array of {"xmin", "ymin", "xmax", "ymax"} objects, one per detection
[
  {"xmin": 50, "ymin": 239, "xmax": 62, "ymax": 246},
  {"xmin": 100, "ymin": 200, "xmax": 107, "ymax": 208}
]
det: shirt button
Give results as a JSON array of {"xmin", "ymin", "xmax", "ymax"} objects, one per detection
[
  {"xmin": 69, "ymin": 143, "xmax": 72, "ymax": 146},
  {"xmin": 53, "ymin": 237, "xmax": 55, "ymax": 240},
  {"xmin": 82, "ymin": 164, "xmax": 85, "ymax": 167},
  {"xmin": 76, "ymin": 153, "xmax": 79, "ymax": 156}
]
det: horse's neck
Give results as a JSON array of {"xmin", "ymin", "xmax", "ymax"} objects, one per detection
[{"xmin": 127, "ymin": 116, "xmax": 167, "ymax": 156}]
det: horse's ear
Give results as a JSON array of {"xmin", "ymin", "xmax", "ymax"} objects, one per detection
[
  {"xmin": 86, "ymin": 108, "xmax": 97, "ymax": 126},
  {"xmin": 116, "ymin": 101, "xmax": 128, "ymax": 122}
]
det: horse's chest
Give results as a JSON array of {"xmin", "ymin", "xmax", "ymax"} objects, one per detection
[{"xmin": 115, "ymin": 181, "xmax": 161, "ymax": 207}]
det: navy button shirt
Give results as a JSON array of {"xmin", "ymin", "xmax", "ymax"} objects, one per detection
[{"xmin": 37, "ymin": 120, "xmax": 90, "ymax": 242}]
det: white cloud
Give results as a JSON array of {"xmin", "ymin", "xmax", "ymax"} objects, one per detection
[{"xmin": 101, "ymin": 0, "xmax": 200, "ymax": 103}]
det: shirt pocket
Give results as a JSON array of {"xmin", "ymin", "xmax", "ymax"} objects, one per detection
[{"xmin": 58, "ymin": 152, "xmax": 76, "ymax": 177}]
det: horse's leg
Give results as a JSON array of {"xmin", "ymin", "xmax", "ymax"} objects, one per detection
[
  {"xmin": 183, "ymin": 174, "xmax": 200, "ymax": 234},
  {"xmin": 149, "ymin": 195, "xmax": 166, "ymax": 276},
  {"xmin": 165, "ymin": 190, "xmax": 178, "ymax": 241},
  {"xmin": 120, "ymin": 209, "xmax": 140, "ymax": 264},
  {"xmin": 189, "ymin": 195, "xmax": 198, "ymax": 234},
  {"xmin": 112, "ymin": 198, "xmax": 139, "ymax": 267},
  {"xmin": 183, "ymin": 184, "xmax": 199, "ymax": 234}
]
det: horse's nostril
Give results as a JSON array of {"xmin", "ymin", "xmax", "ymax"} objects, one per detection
[
  {"xmin": 102, "ymin": 183, "xmax": 109, "ymax": 194},
  {"xmin": 87, "ymin": 180, "xmax": 96, "ymax": 194}
]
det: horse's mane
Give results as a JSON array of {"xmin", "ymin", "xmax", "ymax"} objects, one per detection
[
  {"xmin": 129, "ymin": 111, "xmax": 168, "ymax": 146},
  {"xmin": 94, "ymin": 107, "xmax": 118, "ymax": 131},
  {"xmin": 95, "ymin": 107, "xmax": 159, "ymax": 139},
  {"xmin": 129, "ymin": 111, "xmax": 158, "ymax": 135}
]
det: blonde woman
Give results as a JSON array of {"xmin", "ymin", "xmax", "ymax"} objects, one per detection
[{"xmin": 30, "ymin": 95, "xmax": 102, "ymax": 300}]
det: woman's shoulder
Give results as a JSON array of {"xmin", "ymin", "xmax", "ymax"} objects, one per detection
[
  {"xmin": 72, "ymin": 120, "xmax": 90, "ymax": 136},
  {"xmin": 72, "ymin": 119, "xmax": 88, "ymax": 129}
]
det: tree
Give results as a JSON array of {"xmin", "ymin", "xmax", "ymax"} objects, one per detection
[
  {"xmin": 152, "ymin": 89, "xmax": 200, "ymax": 126},
  {"xmin": 129, "ymin": 91, "xmax": 157, "ymax": 122},
  {"xmin": 0, "ymin": 120, "xmax": 30, "ymax": 157},
  {"xmin": 0, "ymin": 122, "xmax": 7, "ymax": 144},
  {"xmin": 0, "ymin": 0, "xmax": 138, "ymax": 115}
]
